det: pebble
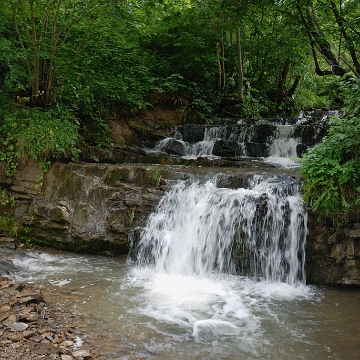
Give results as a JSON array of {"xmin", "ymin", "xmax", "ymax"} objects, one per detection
[
  {"xmin": 61, "ymin": 355, "xmax": 74, "ymax": 360},
  {"xmin": 11, "ymin": 322, "xmax": 29, "ymax": 331},
  {"xmin": 0, "ymin": 276, "xmax": 98, "ymax": 360},
  {"xmin": 72, "ymin": 349, "xmax": 91, "ymax": 357}
]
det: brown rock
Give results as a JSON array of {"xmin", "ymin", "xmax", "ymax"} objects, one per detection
[
  {"xmin": 9, "ymin": 333, "xmax": 23, "ymax": 342},
  {"xmin": 23, "ymin": 329, "xmax": 36, "ymax": 338},
  {"xmin": 61, "ymin": 355, "xmax": 74, "ymax": 360},
  {"xmin": 0, "ymin": 305, "xmax": 10, "ymax": 321},
  {"xmin": 30, "ymin": 335, "xmax": 45, "ymax": 343}
]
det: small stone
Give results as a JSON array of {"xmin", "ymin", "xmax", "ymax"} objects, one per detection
[
  {"xmin": 11, "ymin": 341, "xmax": 22, "ymax": 349},
  {"xmin": 0, "ymin": 305, "xmax": 10, "ymax": 321},
  {"xmin": 46, "ymin": 334, "xmax": 54, "ymax": 341},
  {"xmin": 9, "ymin": 333, "xmax": 23, "ymax": 342},
  {"xmin": 62, "ymin": 340, "xmax": 74, "ymax": 347},
  {"xmin": 11, "ymin": 322, "xmax": 29, "ymax": 331},
  {"xmin": 66, "ymin": 332, "xmax": 77, "ymax": 340},
  {"xmin": 3, "ymin": 314, "xmax": 17, "ymax": 327},
  {"xmin": 25, "ymin": 312, "xmax": 39, "ymax": 321},
  {"xmin": 23, "ymin": 330, "xmax": 36, "ymax": 338},
  {"xmin": 30, "ymin": 335, "xmax": 45, "ymax": 343},
  {"xmin": 72, "ymin": 349, "xmax": 91, "ymax": 358},
  {"xmin": 58, "ymin": 345, "xmax": 72, "ymax": 355},
  {"xmin": 1, "ymin": 339, "xmax": 13, "ymax": 346},
  {"xmin": 15, "ymin": 283, "xmax": 25, "ymax": 292},
  {"xmin": 61, "ymin": 355, "xmax": 74, "ymax": 360}
]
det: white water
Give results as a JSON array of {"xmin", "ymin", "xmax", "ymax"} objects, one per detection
[
  {"xmin": 2, "ymin": 245, "xmax": 360, "ymax": 359},
  {"xmin": 153, "ymin": 123, "xmax": 302, "ymax": 167},
  {"xmin": 136, "ymin": 176, "xmax": 307, "ymax": 284},
  {"xmin": 3, "ymin": 172, "xmax": 358, "ymax": 358},
  {"xmin": 265, "ymin": 124, "xmax": 301, "ymax": 168},
  {"xmin": 120, "ymin": 175, "xmax": 309, "ymax": 354}
]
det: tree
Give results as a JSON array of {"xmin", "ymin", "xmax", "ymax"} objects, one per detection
[
  {"xmin": 9, "ymin": 0, "xmax": 106, "ymax": 107},
  {"xmin": 295, "ymin": 0, "xmax": 360, "ymax": 78}
]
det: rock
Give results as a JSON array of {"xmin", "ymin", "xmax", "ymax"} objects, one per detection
[
  {"xmin": 9, "ymin": 333, "xmax": 23, "ymax": 342},
  {"xmin": 0, "ymin": 305, "xmax": 10, "ymax": 321},
  {"xmin": 0, "ymin": 277, "xmax": 98, "ymax": 359},
  {"xmin": 59, "ymin": 345, "xmax": 72, "ymax": 355},
  {"xmin": 30, "ymin": 335, "xmax": 45, "ymax": 343},
  {"xmin": 296, "ymin": 143, "xmax": 308, "ymax": 157},
  {"xmin": 72, "ymin": 349, "xmax": 91, "ymax": 358},
  {"xmin": 61, "ymin": 355, "xmax": 74, "ymax": 360},
  {"xmin": 62, "ymin": 340, "xmax": 75, "ymax": 347},
  {"xmin": 3, "ymin": 314, "xmax": 17, "ymax": 328},
  {"xmin": 245, "ymin": 142, "xmax": 269, "ymax": 157},
  {"xmin": 164, "ymin": 139, "xmax": 186, "ymax": 156},
  {"xmin": 0, "ymin": 237, "xmax": 16, "ymax": 249},
  {"xmin": 18, "ymin": 294, "xmax": 44, "ymax": 304},
  {"xmin": 212, "ymin": 139, "xmax": 237, "ymax": 157},
  {"xmin": 23, "ymin": 329, "xmax": 36, "ymax": 338},
  {"xmin": 10, "ymin": 322, "xmax": 29, "ymax": 331}
]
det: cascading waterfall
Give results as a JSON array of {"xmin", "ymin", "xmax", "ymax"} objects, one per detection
[
  {"xmin": 136, "ymin": 175, "xmax": 307, "ymax": 286},
  {"xmin": 152, "ymin": 122, "xmax": 302, "ymax": 166}
]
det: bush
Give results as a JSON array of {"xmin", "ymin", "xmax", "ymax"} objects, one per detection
[
  {"xmin": 301, "ymin": 78, "xmax": 360, "ymax": 217},
  {"xmin": 0, "ymin": 106, "xmax": 79, "ymax": 173}
]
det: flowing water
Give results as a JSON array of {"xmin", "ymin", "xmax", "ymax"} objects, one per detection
[
  {"xmin": 153, "ymin": 121, "xmax": 302, "ymax": 168},
  {"xmin": 2, "ymin": 173, "xmax": 360, "ymax": 359}
]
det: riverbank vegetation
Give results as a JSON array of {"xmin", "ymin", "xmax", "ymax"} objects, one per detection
[{"xmin": 0, "ymin": 0, "xmax": 359, "ymax": 217}]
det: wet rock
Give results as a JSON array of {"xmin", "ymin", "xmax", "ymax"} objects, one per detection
[
  {"xmin": 3, "ymin": 314, "xmax": 17, "ymax": 328},
  {"xmin": 212, "ymin": 139, "xmax": 237, "ymax": 157},
  {"xmin": 296, "ymin": 143, "xmax": 308, "ymax": 157},
  {"xmin": 164, "ymin": 138, "xmax": 186, "ymax": 156},
  {"xmin": 62, "ymin": 340, "xmax": 75, "ymax": 347},
  {"xmin": 245, "ymin": 142, "xmax": 269, "ymax": 157},
  {"xmin": 0, "ymin": 237, "xmax": 16, "ymax": 250}
]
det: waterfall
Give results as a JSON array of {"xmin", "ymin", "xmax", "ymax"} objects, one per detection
[
  {"xmin": 152, "ymin": 122, "xmax": 303, "ymax": 166},
  {"xmin": 136, "ymin": 175, "xmax": 307, "ymax": 285}
]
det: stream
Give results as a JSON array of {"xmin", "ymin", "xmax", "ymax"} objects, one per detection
[
  {"xmin": 1, "ymin": 116, "xmax": 359, "ymax": 359},
  {"xmin": 1, "ymin": 247, "xmax": 360, "ymax": 359}
]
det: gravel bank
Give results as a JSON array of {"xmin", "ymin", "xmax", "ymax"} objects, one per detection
[{"xmin": 0, "ymin": 276, "xmax": 103, "ymax": 360}]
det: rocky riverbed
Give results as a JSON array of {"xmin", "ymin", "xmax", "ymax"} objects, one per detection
[{"xmin": 0, "ymin": 276, "xmax": 100, "ymax": 360}]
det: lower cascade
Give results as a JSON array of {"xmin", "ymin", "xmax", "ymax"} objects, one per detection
[
  {"xmin": 2, "ymin": 171, "xmax": 360, "ymax": 358},
  {"xmin": 136, "ymin": 175, "xmax": 307, "ymax": 285}
]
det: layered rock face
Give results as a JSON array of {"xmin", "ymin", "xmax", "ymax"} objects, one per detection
[
  {"xmin": 306, "ymin": 212, "xmax": 360, "ymax": 286},
  {"xmin": 0, "ymin": 116, "xmax": 359, "ymax": 286},
  {"xmin": 1, "ymin": 159, "xmax": 168, "ymax": 254}
]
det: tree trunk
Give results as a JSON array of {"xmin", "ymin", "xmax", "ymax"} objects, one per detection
[{"xmin": 236, "ymin": 26, "xmax": 244, "ymax": 102}]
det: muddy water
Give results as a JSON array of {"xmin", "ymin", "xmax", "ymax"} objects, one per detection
[{"xmin": 1, "ymin": 248, "xmax": 359, "ymax": 360}]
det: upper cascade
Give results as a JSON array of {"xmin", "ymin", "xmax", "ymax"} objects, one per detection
[{"xmin": 149, "ymin": 117, "xmax": 328, "ymax": 168}]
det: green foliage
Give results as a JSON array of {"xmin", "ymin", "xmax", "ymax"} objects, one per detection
[
  {"xmin": 0, "ymin": 106, "xmax": 79, "ymax": 172},
  {"xmin": 150, "ymin": 169, "xmax": 163, "ymax": 187},
  {"xmin": 301, "ymin": 78, "xmax": 360, "ymax": 217},
  {"xmin": 0, "ymin": 215, "xmax": 20, "ymax": 238},
  {"xmin": 0, "ymin": 187, "xmax": 15, "ymax": 207}
]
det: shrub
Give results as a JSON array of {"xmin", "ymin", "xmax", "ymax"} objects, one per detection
[
  {"xmin": 0, "ymin": 106, "xmax": 79, "ymax": 173},
  {"xmin": 301, "ymin": 78, "xmax": 360, "ymax": 217}
]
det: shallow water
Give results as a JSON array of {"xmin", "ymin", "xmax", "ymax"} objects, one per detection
[{"xmin": 1, "ymin": 248, "xmax": 360, "ymax": 360}]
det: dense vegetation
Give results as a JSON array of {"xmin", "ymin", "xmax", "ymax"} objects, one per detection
[{"xmin": 0, "ymin": 0, "xmax": 359, "ymax": 218}]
